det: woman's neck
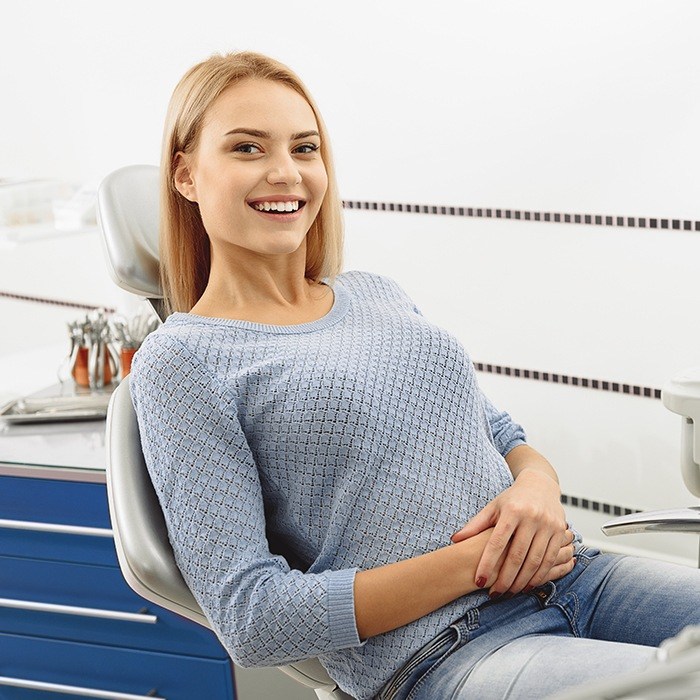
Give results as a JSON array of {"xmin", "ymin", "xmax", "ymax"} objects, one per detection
[{"xmin": 189, "ymin": 277, "xmax": 332, "ymax": 324}]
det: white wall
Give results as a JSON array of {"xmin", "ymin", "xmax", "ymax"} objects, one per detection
[{"xmin": 2, "ymin": 1, "xmax": 699, "ymax": 564}]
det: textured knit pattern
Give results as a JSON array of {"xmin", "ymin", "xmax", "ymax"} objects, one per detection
[{"xmin": 129, "ymin": 270, "xmax": 527, "ymax": 700}]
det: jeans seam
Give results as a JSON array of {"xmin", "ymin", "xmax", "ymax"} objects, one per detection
[
  {"xmin": 404, "ymin": 636, "xmax": 463, "ymax": 700},
  {"xmin": 379, "ymin": 629, "xmax": 455, "ymax": 698},
  {"xmin": 403, "ymin": 610, "xmax": 480, "ymax": 700}
]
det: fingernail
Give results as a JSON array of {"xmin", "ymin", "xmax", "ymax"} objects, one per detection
[
  {"xmin": 475, "ymin": 576, "xmax": 486, "ymax": 589},
  {"xmin": 489, "ymin": 591, "xmax": 502, "ymax": 600},
  {"xmin": 503, "ymin": 592, "xmax": 514, "ymax": 600},
  {"xmin": 523, "ymin": 585, "xmax": 533, "ymax": 593}
]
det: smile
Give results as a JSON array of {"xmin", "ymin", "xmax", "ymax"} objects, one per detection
[{"xmin": 249, "ymin": 200, "xmax": 304, "ymax": 213}]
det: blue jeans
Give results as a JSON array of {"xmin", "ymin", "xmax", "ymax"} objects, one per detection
[{"xmin": 376, "ymin": 547, "xmax": 700, "ymax": 699}]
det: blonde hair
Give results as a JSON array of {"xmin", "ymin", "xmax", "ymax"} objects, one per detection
[{"xmin": 159, "ymin": 51, "xmax": 344, "ymax": 315}]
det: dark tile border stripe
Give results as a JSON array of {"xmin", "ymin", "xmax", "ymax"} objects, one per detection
[
  {"xmin": 343, "ymin": 200, "xmax": 699, "ymax": 231},
  {"xmin": 473, "ymin": 361, "xmax": 662, "ymax": 400},
  {"xmin": 561, "ymin": 493, "xmax": 640, "ymax": 517},
  {"xmin": 0, "ymin": 290, "xmax": 115, "ymax": 314}
]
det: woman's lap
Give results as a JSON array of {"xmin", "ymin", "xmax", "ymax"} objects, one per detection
[
  {"xmin": 440, "ymin": 635, "xmax": 655, "ymax": 699},
  {"xmin": 385, "ymin": 548, "xmax": 700, "ymax": 700}
]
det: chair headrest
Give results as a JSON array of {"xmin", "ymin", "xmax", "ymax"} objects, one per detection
[{"xmin": 97, "ymin": 164, "xmax": 161, "ymax": 298}]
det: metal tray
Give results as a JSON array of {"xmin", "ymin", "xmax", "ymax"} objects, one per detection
[{"xmin": 0, "ymin": 390, "xmax": 114, "ymax": 424}]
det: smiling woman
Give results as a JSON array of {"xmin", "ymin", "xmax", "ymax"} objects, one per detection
[
  {"xmin": 158, "ymin": 52, "xmax": 343, "ymax": 320},
  {"xmin": 170, "ymin": 78, "xmax": 330, "ymax": 322},
  {"xmin": 128, "ymin": 50, "xmax": 700, "ymax": 700}
]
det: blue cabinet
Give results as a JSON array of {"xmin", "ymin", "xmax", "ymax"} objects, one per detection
[{"xmin": 0, "ymin": 473, "xmax": 236, "ymax": 699}]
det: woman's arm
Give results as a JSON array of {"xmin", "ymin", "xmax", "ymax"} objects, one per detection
[
  {"xmin": 353, "ymin": 521, "xmax": 574, "ymax": 640},
  {"xmin": 353, "ymin": 529, "xmax": 495, "ymax": 640}
]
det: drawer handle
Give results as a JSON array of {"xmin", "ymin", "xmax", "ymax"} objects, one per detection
[
  {"xmin": 0, "ymin": 675, "xmax": 165, "ymax": 699},
  {"xmin": 0, "ymin": 518, "xmax": 113, "ymax": 538},
  {"xmin": 0, "ymin": 597, "xmax": 158, "ymax": 623}
]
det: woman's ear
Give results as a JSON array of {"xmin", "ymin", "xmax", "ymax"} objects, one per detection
[{"xmin": 173, "ymin": 152, "xmax": 198, "ymax": 202}]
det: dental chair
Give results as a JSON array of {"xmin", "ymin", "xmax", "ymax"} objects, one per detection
[{"xmin": 97, "ymin": 164, "xmax": 354, "ymax": 700}]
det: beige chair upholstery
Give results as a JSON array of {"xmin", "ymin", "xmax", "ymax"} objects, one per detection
[{"xmin": 98, "ymin": 165, "xmax": 354, "ymax": 700}]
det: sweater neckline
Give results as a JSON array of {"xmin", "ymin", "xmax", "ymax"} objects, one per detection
[{"xmin": 166, "ymin": 277, "xmax": 349, "ymax": 335}]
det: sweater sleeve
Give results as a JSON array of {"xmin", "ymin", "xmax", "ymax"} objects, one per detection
[
  {"xmin": 479, "ymin": 391, "xmax": 527, "ymax": 457},
  {"xmin": 129, "ymin": 333, "xmax": 363, "ymax": 667}
]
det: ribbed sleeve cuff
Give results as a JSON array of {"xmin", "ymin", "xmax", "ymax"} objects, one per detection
[
  {"xmin": 326, "ymin": 568, "xmax": 366, "ymax": 649},
  {"xmin": 500, "ymin": 436, "xmax": 527, "ymax": 458}
]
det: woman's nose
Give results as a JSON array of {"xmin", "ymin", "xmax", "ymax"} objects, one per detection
[{"xmin": 266, "ymin": 153, "xmax": 302, "ymax": 186}]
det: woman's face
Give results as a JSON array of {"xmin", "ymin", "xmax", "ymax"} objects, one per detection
[{"xmin": 177, "ymin": 78, "xmax": 328, "ymax": 261}]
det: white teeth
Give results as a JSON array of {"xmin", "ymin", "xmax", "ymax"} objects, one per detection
[{"xmin": 252, "ymin": 200, "xmax": 300, "ymax": 212}]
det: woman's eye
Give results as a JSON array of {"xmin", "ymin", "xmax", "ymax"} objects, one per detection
[
  {"xmin": 233, "ymin": 143, "xmax": 262, "ymax": 154},
  {"xmin": 293, "ymin": 143, "xmax": 320, "ymax": 155}
]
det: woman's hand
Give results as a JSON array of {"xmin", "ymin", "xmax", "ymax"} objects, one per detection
[
  {"xmin": 520, "ymin": 529, "xmax": 577, "ymax": 592},
  {"xmin": 451, "ymin": 467, "xmax": 569, "ymax": 595}
]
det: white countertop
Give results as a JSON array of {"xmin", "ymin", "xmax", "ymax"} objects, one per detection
[
  {"xmin": 0, "ymin": 352, "xmax": 109, "ymax": 481},
  {"xmin": 0, "ymin": 418, "xmax": 106, "ymax": 473}
]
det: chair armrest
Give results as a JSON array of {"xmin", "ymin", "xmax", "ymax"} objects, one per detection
[
  {"xmin": 602, "ymin": 507, "xmax": 700, "ymax": 536},
  {"xmin": 279, "ymin": 661, "xmax": 355, "ymax": 699}
]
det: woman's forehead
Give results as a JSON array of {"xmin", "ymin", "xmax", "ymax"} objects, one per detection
[{"xmin": 204, "ymin": 78, "xmax": 318, "ymax": 137}]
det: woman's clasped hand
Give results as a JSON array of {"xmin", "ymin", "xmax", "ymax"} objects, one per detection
[{"xmin": 451, "ymin": 467, "xmax": 575, "ymax": 597}]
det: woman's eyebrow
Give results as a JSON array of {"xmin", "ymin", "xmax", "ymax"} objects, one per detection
[
  {"xmin": 223, "ymin": 128, "xmax": 320, "ymax": 140},
  {"xmin": 292, "ymin": 130, "xmax": 320, "ymax": 140}
]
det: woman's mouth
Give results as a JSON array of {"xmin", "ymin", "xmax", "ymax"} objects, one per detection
[{"xmin": 249, "ymin": 200, "xmax": 305, "ymax": 213}]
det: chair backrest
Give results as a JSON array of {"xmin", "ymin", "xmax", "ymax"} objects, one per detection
[
  {"xmin": 105, "ymin": 376, "xmax": 210, "ymax": 626},
  {"xmin": 97, "ymin": 165, "xmax": 354, "ymax": 700}
]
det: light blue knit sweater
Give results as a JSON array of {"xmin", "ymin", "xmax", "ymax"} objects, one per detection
[{"xmin": 130, "ymin": 270, "xmax": 527, "ymax": 699}]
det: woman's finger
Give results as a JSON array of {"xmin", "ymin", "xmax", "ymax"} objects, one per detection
[
  {"xmin": 510, "ymin": 531, "xmax": 558, "ymax": 593},
  {"xmin": 486, "ymin": 521, "xmax": 539, "ymax": 594},
  {"xmin": 527, "ymin": 535, "xmax": 570, "ymax": 588},
  {"xmin": 538, "ymin": 556, "xmax": 576, "ymax": 586},
  {"xmin": 510, "ymin": 535, "xmax": 565, "ymax": 593},
  {"xmin": 554, "ymin": 531, "xmax": 576, "ymax": 566},
  {"xmin": 527, "ymin": 530, "xmax": 575, "ymax": 588},
  {"xmin": 473, "ymin": 518, "xmax": 518, "ymax": 588}
]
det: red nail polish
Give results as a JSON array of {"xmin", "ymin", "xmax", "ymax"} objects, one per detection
[
  {"xmin": 475, "ymin": 576, "xmax": 486, "ymax": 589},
  {"xmin": 489, "ymin": 591, "xmax": 502, "ymax": 600}
]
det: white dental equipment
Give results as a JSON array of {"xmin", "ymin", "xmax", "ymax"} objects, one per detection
[{"xmin": 602, "ymin": 367, "xmax": 700, "ymax": 545}]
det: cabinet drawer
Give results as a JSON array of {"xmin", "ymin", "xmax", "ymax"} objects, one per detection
[
  {"xmin": 0, "ymin": 555, "xmax": 228, "ymax": 659},
  {"xmin": 0, "ymin": 631, "xmax": 236, "ymax": 699},
  {"xmin": 0, "ymin": 523, "xmax": 118, "ymax": 567},
  {"xmin": 0, "ymin": 476, "xmax": 111, "ymax": 528},
  {"xmin": 0, "ymin": 476, "xmax": 117, "ymax": 566}
]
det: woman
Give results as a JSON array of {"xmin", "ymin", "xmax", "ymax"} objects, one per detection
[{"xmin": 130, "ymin": 51, "xmax": 700, "ymax": 700}]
